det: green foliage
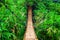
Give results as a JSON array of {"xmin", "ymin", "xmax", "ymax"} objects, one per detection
[
  {"xmin": 0, "ymin": 0, "xmax": 27, "ymax": 40},
  {"xmin": 26, "ymin": 0, "xmax": 34, "ymax": 6},
  {"xmin": 0, "ymin": 0, "xmax": 60, "ymax": 40},
  {"xmin": 33, "ymin": 1, "xmax": 60, "ymax": 40}
]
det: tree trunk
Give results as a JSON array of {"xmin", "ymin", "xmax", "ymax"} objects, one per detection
[{"xmin": 24, "ymin": 6, "xmax": 38, "ymax": 40}]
